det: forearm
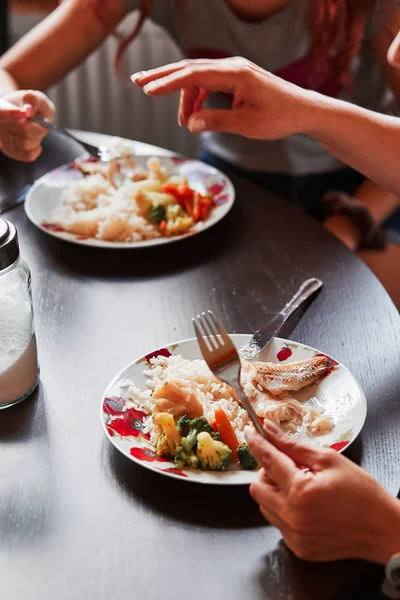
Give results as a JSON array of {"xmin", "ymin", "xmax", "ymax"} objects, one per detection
[
  {"xmin": 367, "ymin": 495, "xmax": 400, "ymax": 565},
  {"xmin": 303, "ymin": 95, "xmax": 400, "ymax": 196},
  {"xmin": 0, "ymin": 70, "xmax": 18, "ymax": 95},
  {"xmin": 0, "ymin": 0, "xmax": 126, "ymax": 91}
]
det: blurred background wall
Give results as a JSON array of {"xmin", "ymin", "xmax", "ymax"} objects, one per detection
[{"xmin": 9, "ymin": 4, "xmax": 200, "ymax": 157}]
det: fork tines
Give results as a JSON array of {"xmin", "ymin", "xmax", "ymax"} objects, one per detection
[{"xmin": 193, "ymin": 310, "xmax": 227, "ymax": 350}]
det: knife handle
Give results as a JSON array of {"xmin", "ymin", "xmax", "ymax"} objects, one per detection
[{"xmin": 281, "ymin": 278, "xmax": 323, "ymax": 318}]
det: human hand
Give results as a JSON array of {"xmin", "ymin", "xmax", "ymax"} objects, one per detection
[
  {"xmin": 246, "ymin": 420, "xmax": 400, "ymax": 564},
  {"xmin": 131, "ymin": 57, "xmax": 317, "ymax": 139},
  {"xmin": 0, "ymin": 90, "xmax": 55, "ymax": 162}
]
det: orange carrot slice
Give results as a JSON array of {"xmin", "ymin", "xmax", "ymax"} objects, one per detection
[
  {"xmin": 162, "ymin": 184, "xmax": 182, "ymax": 202},
  {"xmin": 214, "ymin": 407, "xmax": 239, "ymax": 460},
  {"xmin": 192, "ymin": 192, "xmax": 201, "ymax": 221}
]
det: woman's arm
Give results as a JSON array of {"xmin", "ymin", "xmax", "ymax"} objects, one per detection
[
  {"xmin": 0, "ymin": 0, "xmax": 127, "ymax": 93},
  {"xmin": 323, "ymin": 6, "xmax": 400, "ymax": 250},
  {"xmin": 132, "ymin": 59, "xmax": 400, "ymax": 195},
  {"xmin": 308, "ymin": 97, "xmax": 400, "ymax": 196}
]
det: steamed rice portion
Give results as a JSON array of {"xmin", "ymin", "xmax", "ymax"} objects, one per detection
[
  {"xmin": 55, "ymin": 177, "xmax": 163, "ymax": 242},
  {"xmin": 52, "ymin": 154, "xmax": 191, "ymax": 242}
]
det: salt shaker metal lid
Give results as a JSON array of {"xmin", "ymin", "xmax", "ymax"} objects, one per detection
[{"xmin": 0, "ymin": 218, "xmax": 20, "ymax": 271}]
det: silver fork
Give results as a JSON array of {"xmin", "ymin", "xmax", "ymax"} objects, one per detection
[
  {"xmin": 28, "ymin": 116, "xmax": 113, "ymax": 161},
  {"xmin": 193, "ymin": 311, "xmax": 268, "ymax": 440}
]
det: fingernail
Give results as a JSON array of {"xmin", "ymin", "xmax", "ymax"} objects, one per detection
[
  {"xmin": 188, "ymin": 117, "xmax": 206, "ymax": 134},
  {"xmin": 142, "ymin": 83, "xmax": 156, "ymax": 95},
  {"xmin": 11, "ymin": 110, "xmax": 27, "ymax": 120},
  {"xmin": 131, "ymin": 71, "xmax": 147, "ymax": 83},
  {"xmin": 21, "ymin": 104, "xmax": 34, "ymax": 117}
]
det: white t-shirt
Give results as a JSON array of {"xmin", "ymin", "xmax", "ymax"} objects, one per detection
[{"xmin": 125, "ymin": 0, "xmax": 396, "ymax": 175}]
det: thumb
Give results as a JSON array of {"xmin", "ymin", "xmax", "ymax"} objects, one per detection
[
  {"xmin": 0, "ymin": 98, "xmax": 32, "ymax": 121},
  {"xmin": 261, "ymin": 420, "xmax": 335, "ymax": 470},
  {"xmin": 187, "ymin": 109, "xmax": 242, "ymax": 135}
]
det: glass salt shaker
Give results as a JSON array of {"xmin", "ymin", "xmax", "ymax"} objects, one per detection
[{"xmin": 0, "ymin": 218, "xmax": 39, "ymax": 409}]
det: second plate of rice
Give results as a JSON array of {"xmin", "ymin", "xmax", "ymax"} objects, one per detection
[{"xmin": 25, "ymin": 144, "xmax": 235, "ymax": 249}]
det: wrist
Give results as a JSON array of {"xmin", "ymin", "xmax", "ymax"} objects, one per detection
[
  {"xmin": 293, "ymin": 91, "xmax": 333, "ymax": 136},
  {"xmin": 324, "ymin": 213, "xmax": 361, "ymax": 250},
  {"xmin": 298, "ymin": 92, "xmax": 357, "ymax": 140},
  {"xmin": 363, "ymin": 497, "xmax": 400, "ymax": 564}
]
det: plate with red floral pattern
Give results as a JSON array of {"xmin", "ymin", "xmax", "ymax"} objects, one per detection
[
  {"xmin": 101, "ymin": 335, "xmax": 367, "ymax": 485},
  {"xmin": 25, "ymin": 154, "xmax": 235, "ymax": 249}
]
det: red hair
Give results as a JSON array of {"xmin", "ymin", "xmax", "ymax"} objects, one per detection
[
  {"xmin": 308, "ymin": 0, "xmax": 375, "ymax": 88},
  {"xmin": 91, "ymin": 0, "xmax": 375, "ymax": 87}
]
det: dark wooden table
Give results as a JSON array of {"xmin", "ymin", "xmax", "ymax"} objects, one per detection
[{"xmin": 1, "ymin": 132, "xmax": 400, "ymax": 600}]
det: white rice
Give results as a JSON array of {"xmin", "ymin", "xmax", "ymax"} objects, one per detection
[{"xmin": 54, "ymin": 176, "xmax": 164, "ymax": 242}]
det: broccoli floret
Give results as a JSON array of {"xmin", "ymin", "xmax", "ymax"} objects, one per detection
[
  {"xmin": 176, "ymin": 414, "xmax": 191, "ymax": 437},
  {"xmin": 196, "ymin": 432, "xmax": 232, "ymax": 471},
  {"xmin": 176, "ymin": 415, "xmax": 214, "ymax": 451},
  {"xmin": 238, "ymin": 444, "xmax": 259, "ymax": 470},
  {"xmin": 181, "ymin": 416, "xmax": 214, "ymax": 451},
  {"xmin": 147, "ymin": 204, "xmax": 166, "ymax": 223},
  {"xmin": 153, "ymin": 412, "xmax": 182, "ymax": 459},
  {"xmin": 174, "ymin": 446, "xmax": 199, "ymax": 470},
  {"xmin": 211, "ymin": 431, "xmax": 221, "ymax": 441}
]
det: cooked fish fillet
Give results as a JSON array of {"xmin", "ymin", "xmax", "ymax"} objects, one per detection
[
  {"xmin": 248, "ymin": 389, "xmax": 305, "ymax": 433},
  {"xmin": 249, "ymin": 355, "xmax": 331, "ymax": 396},
  {"xmin": 246, "ymin": 385, "xmax": 333, "ymax": 436}
]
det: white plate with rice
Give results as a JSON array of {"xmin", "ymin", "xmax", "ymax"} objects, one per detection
[
  {"xmin": 25, "ymin": 145, "xmax": 235, "ymax": 249},
  {"xmin": 101, "ymin": 335, "xmax": 367, "ymax": 485}
]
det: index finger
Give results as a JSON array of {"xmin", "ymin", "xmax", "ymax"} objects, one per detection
[
  {"xmin": 131, "ymin": 59, "xmax": 213, "ymax": 87},
  {"xmin": 246, "ymin": 426, "xmax": 297, "ymax": 491},
  {"xmin": 134, "ymin": 64, "xmax": 238, "ymax": 97}
]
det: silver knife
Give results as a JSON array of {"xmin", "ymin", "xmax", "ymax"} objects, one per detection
[{"xmin": 239, "ymin": 278, "xmax": 323, "ymax": 360}]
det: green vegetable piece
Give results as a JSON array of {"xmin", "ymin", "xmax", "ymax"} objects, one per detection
[
  {"xmin": 176, "ymin": 415, "xmax": 214, "ymax": 451},
  {"xmin": 147, "ymin": 204, "xmax": 166, "ymax": 223},
  {"xmin": 176, "ymin": 414, "xmax": 191, "ymax": 437},
  {"xmin": 174, "ymin": 446, "xmax": 198, "ymax": 470},
  {"xmin": 181, "ymin": 416, "xmax": 214, "ymax": 451},
  {"xmin": 238, "ymin": 444, "xmax": 259, "ymax": 470}
]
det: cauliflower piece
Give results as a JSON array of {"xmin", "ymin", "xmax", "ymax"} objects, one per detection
[
  {"xmin": 165, "ymin": 216, "xmax": 194, "ymax": 236},
  {"xmin": 136, "ymin": 190, "xmax": 176, "ymax": 217},
  {"xmin": 152, "ymin": 412, "xmax": 182, "ymax": 459},
  {"xmin": 196, "ymin": 432, "xmax": 232, "ymax": 471}
]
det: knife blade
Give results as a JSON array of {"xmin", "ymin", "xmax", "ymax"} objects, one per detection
[{"xmin": 239, "ymin": 278, "xmax": 323, "ymax": 360}]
